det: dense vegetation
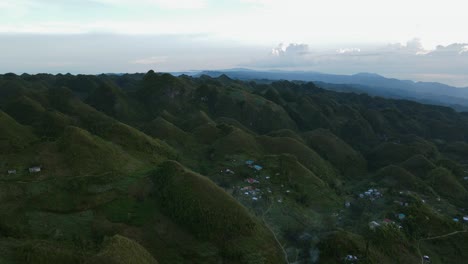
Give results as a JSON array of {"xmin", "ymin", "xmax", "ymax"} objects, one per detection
[{"xmin": 0, "ymin": 71, "xmax": 467, "ymax": 263}]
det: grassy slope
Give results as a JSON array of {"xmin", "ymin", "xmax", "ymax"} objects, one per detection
[
  {"xmin": 57, "ymin": 126, "xmax": 144, "ymax": 176},
  {"xmin": 86, "ymin": 235, "xmax": 159, "ymax": 264},
  {"xmin": 302, "ymin": 128, "xmax": 367, "ymax": 178},
  {"xmin": 257, "ymin": 136, "xmax": 339, "ymax": 186},
  {"xmin": 151, "ymin": 160, "xmax": 285, "ymax": 264}
]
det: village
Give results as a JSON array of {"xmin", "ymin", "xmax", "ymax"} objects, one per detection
[
  {"xmin": 218, "ymin": 159, "xmax": 290, "ymax": 205},
  {"xmin": 211, "ymin": 156, "xmax": 468, "ymax": 263},
  {"xmin": 5, "ymin": 166, "xmax": 42, "ymax": 176}
]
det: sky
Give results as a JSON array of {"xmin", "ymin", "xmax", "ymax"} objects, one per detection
[{"xmin": 1, "ymin": 0, "xmax": 468, "ymax": 86}]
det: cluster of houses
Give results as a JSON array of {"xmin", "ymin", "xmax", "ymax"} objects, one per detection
[
  {"xmin": 236, "ymin": 160, "xmax": 287, "ymax": 203},
  {"xmin": 358, "ymin": 188, "xmax": 382, "ymax": 201},
  {"xmin": 343, "ymin": 255, "xmax": 359, "ymax": 263},
  {"xmin": 6, "ymin": 166, "xmax": 41, "ymax": 175},
  {"xmin": 240, "ymin": 186, "xmax": 263, "ymax": 201},
  {"xmin": 369, "ymin": 217, "xmax": 403, "ymax": 230}
]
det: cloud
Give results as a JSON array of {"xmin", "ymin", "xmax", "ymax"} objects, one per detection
[
  {"xmin": 337, "ymin": 48, "xmax": 361, "ymax": 54},
  {"xmin": 271, "ymin": 43, "xmax": 309, "ymax": 56},
  {"xmin": 461, "ymin": 45, "xmax": 468, "ymax": 54},
  {"xmin": 131, "ymin": 56, "xmax": 168, "ymax": 65},
  {"xmin": 245, "ymin": 40, "xmax": 468, "ymax": 86},
  {"xmin": 91, "ymin": 0, "xmax": 208, "ymax": 9}
]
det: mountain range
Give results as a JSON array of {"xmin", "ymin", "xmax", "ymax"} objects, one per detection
[
  {"xmin": 195, "ymin": 69, "xmax": 468, "ymax": 111},
  {"xmin": 0, "ymin": 71, "xmax": 467, "ymax": 264}
]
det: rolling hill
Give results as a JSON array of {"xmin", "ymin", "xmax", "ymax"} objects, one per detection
[{"xmin": 1, "ymin": 71, "xmax": 468, "ymax": 264}]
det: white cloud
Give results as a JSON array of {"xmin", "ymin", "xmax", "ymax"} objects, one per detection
[
  {"xmin": 337, "ymin": 48, "xmax": 361, "ymax": 54},
  {"xmin": 270, "ymin": 43, "xmax": 309, "ymax": 57},
  {"xmin": 246, "ymin": 40, "xmax": 468, "ymax": 86},
  {"xmin": 92, "ymin": 0, "xmax": 207, "ymax": 9},
  {"xmin": 461, "ymin": 46, "xmax": 468, "ymax": 54}
]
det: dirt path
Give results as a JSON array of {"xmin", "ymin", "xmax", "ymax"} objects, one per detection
[
  {"xmin": 261, "ymin": 202, "xmax": 290, "ymax": 264},
  {"xmin": 417, "ymin": 229, "xmax": 468, "ymax": 264}
]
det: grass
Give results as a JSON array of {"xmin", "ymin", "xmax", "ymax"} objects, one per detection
[
  {"xmin": 257, "ymin": 136, "xmax": 339, "ymax": 186},
  {"xmin": 26, "ymin": 210, "xmax": 94, "ymax": 241},
  {"xmin": 99, "ymin": 197, "xmax": 155, "ymax": 226},
  {"xmin": 57, "ymin": 126, "xmax": 145, "ymax": 176},
  {"xmin": 212, "ymin": 127, "xmax": 263, "ymax": 159},
  {"xmin": 151, "ymin": 160, "xmax": 285, "ymax": 263},
  {"xmin": 0, "ymin": 110, "xmax": 37, "ymax": 151},
  {"xmin": 303, "ymin": 128, "xmax": 367, "ymax": 178},
  {"xmin": 374, "ymin": 165, "xmax": 429, "ymax": 193},
  {"xmin": 86, "ymin": 235, "xmax": 159, "ymax": 264},
  {"xmin": 400, "ymin": 155, "xmax": 436, "ymax": 178},
  {"xmin": 427, "ymin": 167, "xmax": 468, "ymax": 205}
]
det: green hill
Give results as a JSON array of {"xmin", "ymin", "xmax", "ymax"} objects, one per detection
[
  {"xmin": 427, "ymin": 167, "xmax": 468, "ymax": 204},
  {"xmin": 86, "ymin": 235, "xmax": 159, "ymax": 264},
  {"xmin": 303, "ymin": 128, "xmax": 367, "ymax": 178},
  {"xmin": 151, "ymin": 161, "xmax": 285, "ymax": 263},
  {"xmin": 257, "ymin": 136, "xmax": 339, "ymax": 186},
  {"xmin": 0, "ymin": 110, "xmax": 37, "ymax": 151},
  {"xmin": 400, "ymin": 154, "xmax": 436, "ymax": 178},
  {"xmin": 3, "ymin": 72, "xmax": 468, "ymax": 263},
  {"xmin": 57, "ymin": 126, "xmax": 144, "ymax": 176},
  {"xmin": 374, "ymin": 165, "xmax": 428, "ymax": 192}
]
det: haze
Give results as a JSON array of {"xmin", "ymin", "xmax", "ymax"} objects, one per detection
[{"xmin": 1, "ymin": 0, "xmax": 467, "ymax": 86}]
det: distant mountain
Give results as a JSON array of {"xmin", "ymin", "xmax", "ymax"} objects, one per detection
[{"xmin": 196, "ymin": 69, "xmax": 468, "ymax": 111}]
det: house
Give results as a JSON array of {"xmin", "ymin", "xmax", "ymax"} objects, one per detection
[
  {"xmin": 423, "ymin": 255, "xmax": 431, "ymax": 263},
  {"xmin": 7, "ymin": 169, "xmax": 16, "ymax": 175},
  {"xmin": 29, "ymin": 166, "xmax": 41, "ymax": 173},
  {"xmin": 224, "ymin": 169, "xmax": 235, "ymax": 174},
  {"xmin": 383, "ymin": 218, "xmax": 393, "ymax": 224},
  {"xmin": 398, "ymin": 213, "xmax": 406, "ymax": 220},
  {"xmin": 241, "ymin": 186, "xmax": 254, "ymax": 191},
  {"xmin": 463, "ymin": 216, "xmax": 468, "ymax": 222},
  {"xmin": 245, "ymin": 160, "xmax": 255, "ymax": 166},
  {"xmin": 345, "ymin": 201, "xmax": 351, "ymax": 208},
  {"xmin": 245, "ymin": 178, "xmax": 258, "ymax": 184},
  {"xmin": 253, "ymin": 165, "xmax": 263, "ymax": 171},
  {"xmin": 252, "ymin": 197, "xmax": 258, "ymax": 201},
  {"xmin": 369, "ymin": 221, "xmax": 380, "ymax": 229},
  {"xmin": 453, "ymin": 218, "xmax": 459, "ymax": 222}
]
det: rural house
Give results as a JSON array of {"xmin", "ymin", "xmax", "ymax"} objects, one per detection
[{"xmin": 29, "ymin": 166, "xmax": 41, "ymax": 173}]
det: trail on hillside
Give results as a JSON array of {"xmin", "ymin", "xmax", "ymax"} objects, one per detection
[
  {"xmin": 261, "ymin": 202, "xmax": 290, "ymax": 264},
  {"xmin": 417, "ymin": 229, "xmax": 468, "ymax": 264}
]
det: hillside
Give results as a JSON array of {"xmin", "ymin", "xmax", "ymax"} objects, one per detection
[{"xmin": 0, "ymin": 72, "xmax": 468, "ymax": 263}]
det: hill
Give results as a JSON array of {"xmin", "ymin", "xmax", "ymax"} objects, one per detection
[{"xmin": 2, "ymin": 71, "xmax": 468, "ymax": 263}]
